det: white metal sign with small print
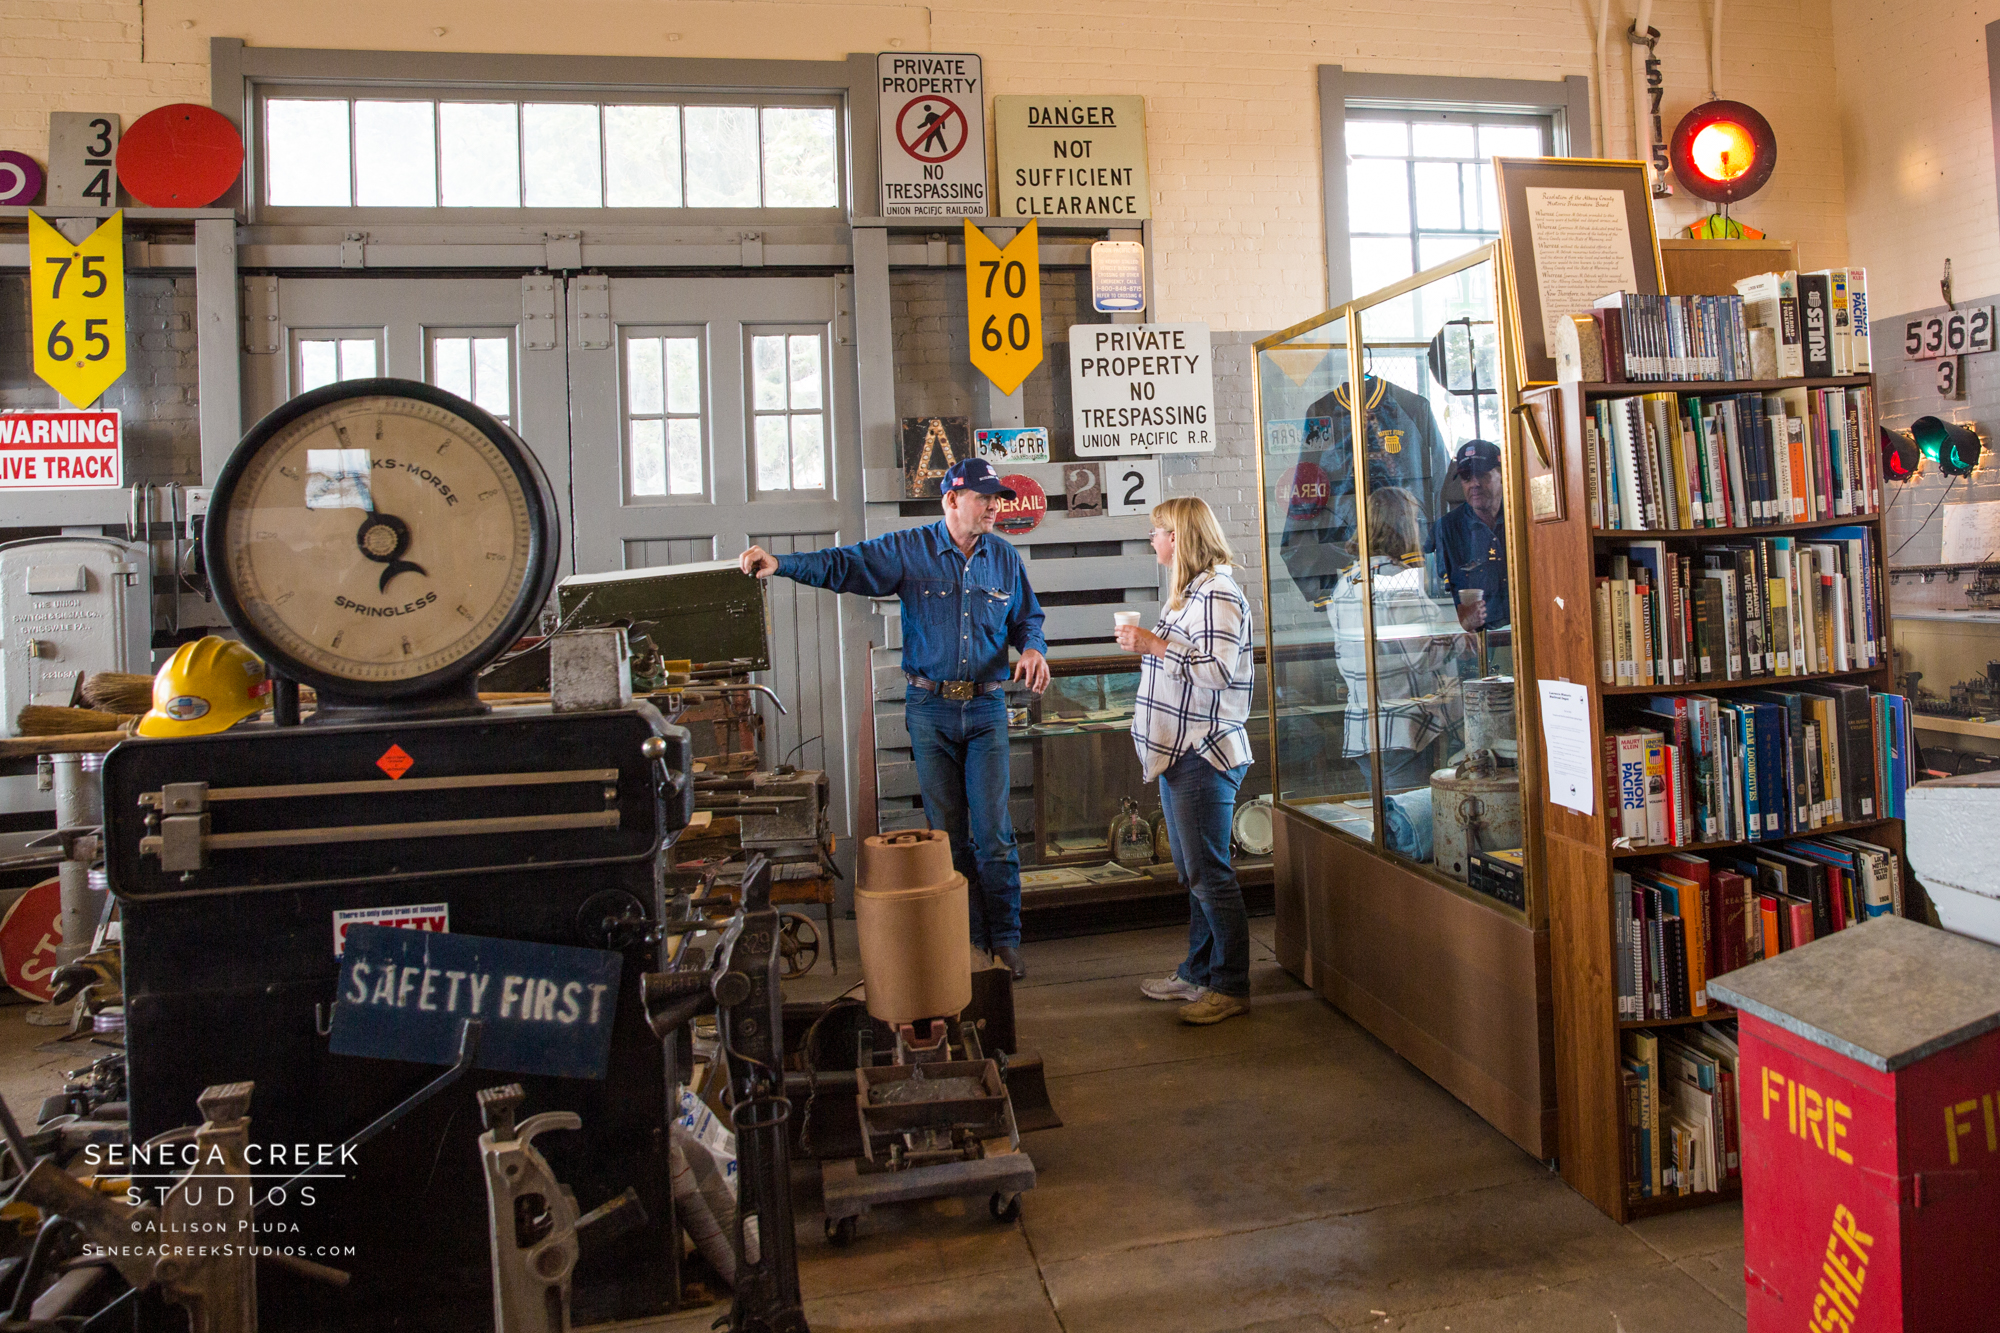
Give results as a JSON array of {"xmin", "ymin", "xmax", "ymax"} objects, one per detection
[
  {"xmin": 332, "ymin": 902, "xmax": 450, "ymax": 956},
  {"xmin": 1904, "ymin": 308, "xmax": 1995, "ymax": 361}
]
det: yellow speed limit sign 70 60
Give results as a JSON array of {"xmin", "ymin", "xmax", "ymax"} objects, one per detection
[
  {"xmin": 29, "ymin": 211, "xmax": 126, "ymax": 409},
  {"xmin": 965, "ymin": 218, "xmax": 1042, "ymax": 394}
]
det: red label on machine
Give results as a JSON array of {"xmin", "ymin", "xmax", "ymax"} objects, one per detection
[
  {"xmin": 0, "ymin": 878, "xmax": 63, "ymax": 1002},
  {"xmin": 376, "ymin": 744, "xmax": 414, "ymax": 780},
  {"xmin": 332, "ymin": 902, "xmax": 450, "ymax": 957},
  {"xmin": 0, "ymin": 411, "xmax": 122, "ymax": 489}
]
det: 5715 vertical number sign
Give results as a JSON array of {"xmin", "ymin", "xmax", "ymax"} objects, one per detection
[{"xmin": 28, "ymin": 211, "xmax": 126, "ymax": 408}]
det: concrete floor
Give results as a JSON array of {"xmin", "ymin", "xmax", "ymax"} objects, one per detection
[
  {"xmin": 644, "ymin": 916, "xmax": 1750, "ymax": 1333},
  {"xmin": 0, "ymin": 917, "xmax": 1750, "ymax": 1332}
]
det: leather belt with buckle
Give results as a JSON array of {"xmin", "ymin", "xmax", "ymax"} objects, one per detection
[{"xmin": 907, "ymin": 674, "xmax": 1004, "ymax": 701}]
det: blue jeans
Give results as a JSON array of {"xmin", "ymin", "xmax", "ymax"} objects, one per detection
[
  {"xmin": 1159, "ymin": 751, "xmax": 1251, "ymax": 998},
  {"xmin": 905, "ymin": 686, "xmax": 1021, "ymax": 951}
]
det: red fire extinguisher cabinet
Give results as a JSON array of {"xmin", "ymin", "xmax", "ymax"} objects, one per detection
[{"xmin": 1708, "ymin": 915, "xmax": 2000, "ymax": 1332}]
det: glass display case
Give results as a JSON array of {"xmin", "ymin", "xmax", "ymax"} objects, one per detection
[
  {"xmin": 1254, "ymin": 242, "xmax": 1534, "ymax": 915},
  {"xmin": 1888, "ymin": 568, "xmax": 2000, "ymax": 776},
  {"xmin": 1009, "ymin": 655, "xmax": 1274, "ymax": 893}
]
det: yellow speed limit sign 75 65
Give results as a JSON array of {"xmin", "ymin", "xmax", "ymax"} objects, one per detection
[
  {"xmin": 964, "ymin": 218, "xmax": 1042, "ymax": 395},
  {"xmin": 29, "ymin": 211, "xmax": 126, "ymax": 409}
]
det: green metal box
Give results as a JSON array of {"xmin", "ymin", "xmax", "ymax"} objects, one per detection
[{"xmin": 557, "ymin": 559, "xmax": 771, "ymax": 672}]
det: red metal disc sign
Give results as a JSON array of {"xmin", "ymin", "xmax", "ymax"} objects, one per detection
[
  {"xmin": 994, "ymin": 474, "xmax": 1046, "ymax": 534},
  {"xmin": 1282, "ymin": 461, "xmax": 1330, "ymax": 519},
  {"xmin": 116, "ymin": 103, "xmax": 243, "ymax": 207},
  {"xmin": 0, "ymin": 877, "xmax": 63, "ymax": 1003}
]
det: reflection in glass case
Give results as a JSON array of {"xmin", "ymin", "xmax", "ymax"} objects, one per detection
[
  {"xmin": 1888, "ymin": 571, "xmax": 2000, "ymax": 777},
  {"xmin": 1252, "ymin": 243, "xmax": 1535, "ymax": 914},
  {"xmin": 1012, "ymin": 656, "xmax": 1273, "ymax": 885}
]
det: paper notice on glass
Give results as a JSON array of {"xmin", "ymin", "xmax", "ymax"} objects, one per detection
[
  {"xmin": 1537, "ymin": 679, "xmax": 1595, "ymax": 816},
  {"xmin": 1525, "ymin": 187, "xmax": 1639, "ymax": 355}
]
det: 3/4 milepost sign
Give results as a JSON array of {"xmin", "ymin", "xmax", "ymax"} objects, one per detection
[
  {"xmin": 1069, "ymin": 323, "xmax": 1215, "ymax": 455},
  {"xmin": 878, "ymin": 53, "xmax": 986, "ymax": 218}
]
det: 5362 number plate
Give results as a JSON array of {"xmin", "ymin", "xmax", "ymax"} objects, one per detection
[{"xmin": 1904, "ymin": 308, "xmax": 1995, "ymax": 360}]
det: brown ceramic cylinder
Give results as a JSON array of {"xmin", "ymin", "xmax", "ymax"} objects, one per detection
[{"xmin": 855, "ymin": 830, "xmax": 973, "ymax": 1023}]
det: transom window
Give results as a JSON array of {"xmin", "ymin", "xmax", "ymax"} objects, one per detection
[
  {"xmin": 749, "ymin": 332, "xmax": 827, "ymax": 493},
  {"xmin": 429, "ymin": 333, "xmax": 514, "ymax": 424},
  {"xmin": 625, "ymin": 333, "xmax": 705, "ymax": 498},
  {"xmin": 263, "ymin": 96, "xmax": 840, "ymax": 210}
]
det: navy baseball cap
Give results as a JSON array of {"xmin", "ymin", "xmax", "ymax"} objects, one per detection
[
  {"xmin": 941, "ymin": 457, "xmax": 1016, "ymax": 498},
  {"xmin": 1449, "ymin": 439, "xmax": 1502, "ymax": 477}
]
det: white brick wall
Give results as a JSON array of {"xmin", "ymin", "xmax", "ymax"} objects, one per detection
[
  {"xmin": 1832, "ymin": 1, "xmax": 2000, "ymax": 321},
  {"xmin": 0, "ymin": 0, "xmax": 1858, "ymax": 331}
]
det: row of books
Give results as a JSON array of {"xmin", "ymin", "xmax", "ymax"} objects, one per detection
[
  {"xmin": 1613, "ymin": 833, "xmax": 1903, "ymax": 1025},
  {"xmin": 1623, "ymin": 1023, "xmax": 1741, "ymax": 1201},
  {"xmin": 1604, "ymin": 687, "xmax": 1911, "ymax": 850},
  {"xmin": 1734, "ymin": 268, "xmax": 1872, "ymax": 379},
  {"xmin": 1590, "ymin": 293, "xmax": 1754, "ymax": 383},
  {"xmin": 1585, "ymin": 386, "xmax": 1879, "ymax": 531},
  {"xmin": 1593, "ymin": 531, "xmax": 1884, "ymax": 689}
]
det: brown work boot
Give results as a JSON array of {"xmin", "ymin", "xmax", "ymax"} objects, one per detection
[{"xmin": 1178, "ymin": 991, "xmax": 1248, "ymax": 1025}]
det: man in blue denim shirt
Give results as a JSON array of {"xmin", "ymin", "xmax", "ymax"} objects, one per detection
[{"xmin": 740, "ymin": 457, "xmax": 1050, "ymax": 978}]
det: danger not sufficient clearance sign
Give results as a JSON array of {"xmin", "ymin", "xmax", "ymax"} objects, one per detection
[
  {"xmin": 878, "ymin": 53, "xmax": 987, "ymax": 218},
  {"xmin": 1068, "ymin": 323, "xmax": 1215, "ymax": 456},
  {"xmin": 996, "ymin": 96, "xmax": 1150, "ymax": 219},
  {"xmin": 0, "ymin": 410, "xmax": 123, "ymax": 488}
]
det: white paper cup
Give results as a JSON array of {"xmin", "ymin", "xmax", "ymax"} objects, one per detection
[
  {"xmin": 1456, "ymin": 590, "xmax": 1485, "ymax": 608},
  {"xmin": 1113, "ymin": 611, "xmax": 1142, "ymax": 630}
]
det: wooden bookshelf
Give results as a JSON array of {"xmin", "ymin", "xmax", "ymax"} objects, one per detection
[{"xmin": 1522, "ymin": 376, "xmax": 1904, "ymax": 1224}]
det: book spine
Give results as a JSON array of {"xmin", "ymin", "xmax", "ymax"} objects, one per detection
[
  {"xmin": 1585, "ymin": 415, "xmax": 1605, "ymax": 529},
  {"xmin": 1644, "ymin": 733, "xmax": 1668, "ymax": 847},
  {"xmin": 1595, "ymin": 577, "xmax": 1615, "ymax": 684}
]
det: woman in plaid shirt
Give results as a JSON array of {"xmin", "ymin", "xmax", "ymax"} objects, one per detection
[{"xmin": 1114, "ymin": 497, "xmax": 1257, "ymax": 1026}]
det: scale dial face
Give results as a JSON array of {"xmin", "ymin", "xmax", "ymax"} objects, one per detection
[{"xmin": 209, "ymin": 379, "xmax": 557, "ymax": 697}]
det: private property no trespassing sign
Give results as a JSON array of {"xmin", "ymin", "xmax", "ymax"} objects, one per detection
[{"xmin": 0, "ymin": 411, "xmax": 123, "ymax": 488}]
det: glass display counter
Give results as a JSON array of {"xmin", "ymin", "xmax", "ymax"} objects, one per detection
[
  {"xmin": 1251, "ymin": 243, "xmax": 1553, "ymax": 1157},
  {"xmin": 1255, "ymin": 243, "xmax": 1532, "ymax": 909}
]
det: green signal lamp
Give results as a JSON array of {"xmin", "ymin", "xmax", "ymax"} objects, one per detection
[
  {"xmin": 1911, "ymin": 416, "xmax": 1983, "ymax": 477},
  {"xmin": 1881, "ymin": 427, "xmax": 1922, "ymax": 482}
]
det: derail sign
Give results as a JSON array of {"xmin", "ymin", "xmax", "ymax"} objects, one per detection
[
  {"xmin": 1069, "ymin": 323, "xmax": 1215, "ymax": 455},
  {"xmin": 0, "ymin": 411, "xmax": 122, "ymax": 488},
  {"xmin": 330, "ymin": 924, "xmax": 622, "ymax": 1081}
]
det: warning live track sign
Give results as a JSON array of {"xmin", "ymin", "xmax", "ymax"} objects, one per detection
[
  {"xmin": 878, "ymin": 53, "xmax": 986, "ymax": 218},
  {"xmin": 0, "ymin": 411, "xmax": 122, "ymax": 488}
]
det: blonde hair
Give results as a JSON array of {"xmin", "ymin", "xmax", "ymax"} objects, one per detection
[
  {"xmin": 1151, "ymin": 496, "xmax": 1236, "ymax": 609},
  {"xmin": 1363, "ymin": 487, "xmax": 1425, "ymax": 563}
]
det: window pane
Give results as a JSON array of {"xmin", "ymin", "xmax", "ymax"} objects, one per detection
[
  {"xmin": 1463, "ymin": 163, "xmax": 1497, "ymax": 231},
  {"xmin": 685, "ymin": 106, "xmax": 760, "ymax": 207},
  {"xmin": 790, "ymin": 414, "xmax": 825, "ymax": 489},
  {"xmin": 665, "ymin": 338, "xmax": 701, "ymax": 414},
  {"xmin": 626, "ymin": 338, "xmax": 665, "ymax": 414},
  {"xmin": 523, "ymin": 103, "xmax": 602, "ymax": 207},
  {"xmin": 668, "ymin": 418, "xmax": 703, "ymax": 494},
  {"xmin": 354, "ymin": 101, "xmax": 436, "ymax": 206},
  {"xmin": 750, "ymin": 336, "xmax": 787, "ymax": 410},
  {"xmin": 754, "ymin": 415, "xmax": 790, "ymax": 489},
  {"xmin": 1411, "ymin": 122, "xmax": 1476, "ymax": 157},
  {"xmin": 472, "ymin": 337, "xmax": 510, "ymax": 418},
  {"xmin": 1479, "ymin": 123, "xmax": 1545, "ymax": 158},
  {"xmin": 605, "ymin": 105, "xmax": 682, "ymax": 208},
  {"xmin": 788, "ymin": 335, "xmax": 822, "ymax": 410},
  {"xmin": 339, "ymin": 340, "xmax": 377, "ymax": 379},
  {"xmin": 1414, "ymin": 161, "xmax": 1462, "ymax": 230},
  {"xmin": 1350, "ymin": 236, "xmax": 1414, "ymax": 296},
  {"xmin": 298, "ymin": 340, "xmax": 339, "ymax": 393},
  {"xmin": 1344, "ymin": 120, "xmax": 1407, "ymax": 157},
  {"xmin": 1419, "ymin": 234, "xmax": 1486, "ymax": 270},
  {"xmin": 761, "ymin": 107, "xmax": 837, "ymax": 207},
  {"xmin": 440, "ymin": 102, "xmax": 521, "ymax": 207},
  {"xmin": 1347, "ymin": 159, "xmax": 1409, "ymax": 235},
  {"xmin": 266, "ymin": 100, "xmax": 350, "ymax": 206},
  {"xmin": 630, "ymin": 418, "xmax": 666, "ymax": 496},
  {"xmin": 434, "ymin": 337, "xmax": 472, "ymax": 400}
]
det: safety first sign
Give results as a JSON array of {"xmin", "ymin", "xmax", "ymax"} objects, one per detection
[
  {"xmin": 878, "ymin": 53, "xmax": 986, "ymax": 218},
  {"xmin": 0, "ymin": 411, "xmax": 123, "ymax": 489}
]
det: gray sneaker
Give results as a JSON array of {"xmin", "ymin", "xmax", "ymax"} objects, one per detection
[{"xmin": 1140, "ymin": 973, "xmax": 1204, "ymax": 1002}]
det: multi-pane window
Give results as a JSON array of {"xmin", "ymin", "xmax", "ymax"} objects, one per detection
[
  {"xmin": 430, "ymin": 334, "xmax": 513, "ymax": 424},
  {"xmin": 263, "ymin": 96, "xmax": 840, "ymax": 210},
  {"xmin": 625, "ymin": 334, "xmax": 704, "ymax": 498},
  {"xmin": 296, "ymin": 336, "xmax": 379, "ymax": 394},
  {"xmin": 750, "ymin": 333, "xmax": 826, "ymax": 492}
]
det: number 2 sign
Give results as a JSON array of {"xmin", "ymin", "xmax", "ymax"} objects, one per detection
[
  {"xmin": 1106, "ymin": 456, "xmax": 1161, "ymax": 516},
  {"xmin": 28, "ymin": 212, "xmax": 126, "ymax": 408}
]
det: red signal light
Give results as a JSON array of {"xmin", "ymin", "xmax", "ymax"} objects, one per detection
[{"xmin": 1670, "ymin": 100, "xmax": 1776, "ymax": 204}]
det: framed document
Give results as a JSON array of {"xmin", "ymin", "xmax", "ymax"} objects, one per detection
[{"xmin": 1494, "ymin": 158, "xmax": 1664, "ymax": 386}]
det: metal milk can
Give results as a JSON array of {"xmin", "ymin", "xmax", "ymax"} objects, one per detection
[{"xmin": 1430, "ymin": 748, "xmax": 1523, "ymax": 883}]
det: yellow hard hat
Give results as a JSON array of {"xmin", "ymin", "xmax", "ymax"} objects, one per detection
[{"xmin": 137, "ymin": 637, "xmax": 270, "ymax": 738}]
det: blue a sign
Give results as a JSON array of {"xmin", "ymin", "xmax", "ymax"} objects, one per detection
[{"xmin": 329, "ymin": 925, "xmax": 623, "ymax": 1080}]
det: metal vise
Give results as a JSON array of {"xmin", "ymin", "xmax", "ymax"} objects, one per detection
[{"xmin": 476, "ymin": 1084, "xmax": 581, "ymax": 1333}]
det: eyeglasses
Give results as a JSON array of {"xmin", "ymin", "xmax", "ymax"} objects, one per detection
[{"xmin": 1149, "ymin": 527, "xmax": 1175, "ymax": 539}]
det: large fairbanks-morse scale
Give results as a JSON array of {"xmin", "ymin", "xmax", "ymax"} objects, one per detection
[{"xmin": 104, "ymin": 380, "xmax": 698, "ymax": 1331}]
